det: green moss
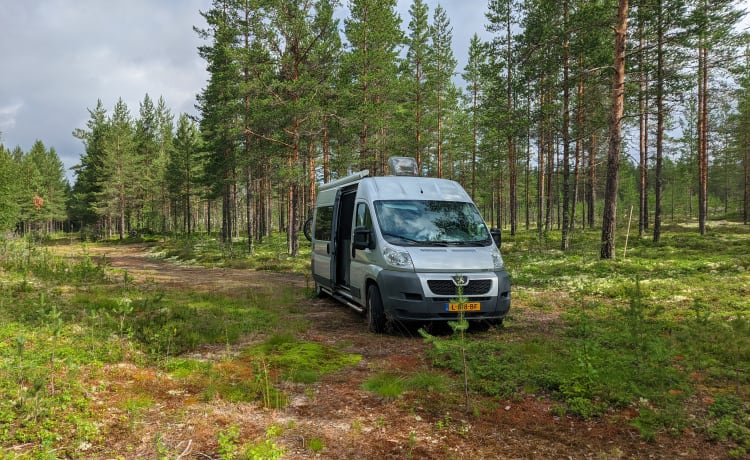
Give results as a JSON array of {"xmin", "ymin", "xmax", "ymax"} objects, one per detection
[{"xmin": 248, "ymin": 334, "xmax": 361, "ymax": 384}]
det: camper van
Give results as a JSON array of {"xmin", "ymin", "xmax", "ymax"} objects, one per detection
[{"xmin": 305, "ymin": 157, "xmax": 510, "ymax": 333}]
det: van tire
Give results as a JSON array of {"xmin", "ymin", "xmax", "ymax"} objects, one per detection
[{"xmin": 367, "ymin": 285, "xmax": 386, "ymax": 333}]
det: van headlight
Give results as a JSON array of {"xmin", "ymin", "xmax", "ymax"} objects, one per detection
[
  {"xmin": 491, "ymin": 247, "xmax": 505, "ymax": 270},
  {"xmin": 383, "ymin": 246, "xmax": 414, "ymax": 269}
]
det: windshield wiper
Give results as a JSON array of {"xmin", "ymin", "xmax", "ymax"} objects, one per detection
[
  {"xmin": 381, "ymin": 232, "xmax": 420, "ymax": 244},
  {"xmin": 428, "ymin": 240, "xmax": 488, "ymax": 247}
]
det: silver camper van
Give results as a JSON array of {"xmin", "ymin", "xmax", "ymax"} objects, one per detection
[{"xmin": 306, "ymin": 157, "xmax": 510, "ymax": 333}]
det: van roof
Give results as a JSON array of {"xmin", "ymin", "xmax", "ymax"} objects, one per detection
[
  {"xmin": 360, "ymin": 176, "xmax": 471, "ymax": 202},
  {"xmin": 315, "ymin": 173, "xmax": 473, "ymax": 207}
]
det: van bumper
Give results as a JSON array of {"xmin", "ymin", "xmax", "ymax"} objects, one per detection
[{"xmin": 376, "ymin": 270, "xmax": 511, "ymax": 322}]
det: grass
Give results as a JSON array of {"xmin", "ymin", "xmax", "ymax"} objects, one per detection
[
  {"xmin": 0, "ymin": 235, "xmax": 308, "ymax": 457},
  {"xmin": 426, "ymin": 222, "xmax": 750, "ymax": 445},
  {"xmin": 361, "ymin": 371, "xmax": 453, "ymax": 400},
  {"xmin": 156, "ymin": 233, "xmax": 312, "ymax": 274},
  {"xmin": 247, "ymin": 333, "xmax": 362, "ymax": 385},
  {"xmin": 1, "ymin": 222, "xmax": 749, "ymax": 456}
]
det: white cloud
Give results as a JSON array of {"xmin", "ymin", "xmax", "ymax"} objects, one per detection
[
  {"xmin": 0, "ymin": 0, "xmax": 487, "ymax": 181},
  {"xmin": 0, "ymin": 0, "xmax": 211, "ymax": 178},
  {"xmin": 0, "ymin": 101, "xmax": 24, "ymax": 134}
]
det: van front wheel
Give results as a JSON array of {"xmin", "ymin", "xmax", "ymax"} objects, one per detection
[{"xmin": 367, "ymin": 285, "xmax": 386, "ymax": 333}]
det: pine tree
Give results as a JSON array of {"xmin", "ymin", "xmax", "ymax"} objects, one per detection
[
  {"xmin": 167, "ymin": 114, "xmax": 202, "ymax": 234},
  {"xmin": 601, "ymin": 0, "xmax": 629, "ymax": 259},
  {"xmin": 428, "ymin": 4, "xmax": 458, "ymax": 179},
  {"xmin": 14, "ymin": 145, "xmax": 43, "ymax": 234},
  {"xmin": 196, "ymin": 2, "xmax": 242, "ymax": 247},
  {"xmin": 486, "ymin": 0, "xmax": 520, "ymax": 234},
  {"xmin": 71, "ymin": 100, "xmax": 109, "ymax": 234},
  {"xmin": 689, "ymin": 0, "xmax": 746, "ymax": 234},
  {"xmin": 98, "ymin": 98, "xmax": 136, "ymax": 240},
  {"xmin": 134, "ymin": 93, "xmax": 159, "ymax": 230},
  {"xmin": 462, "ymin": 34, "xmax": 485, "ymax": 201},
  {"xmin": 155, "ymin": 96, "xmax": 175, "ymax": 233},
  {"xmin": 402, "ymin": 0, "xmax": 431, "ymax": 170},
  {"xmin": 0, "ymin": 145, "xmax": 21, "ymax": 232},
  {"xmin": 27, "ymin": 141, "xmax": 68, "ymax": 232},
  {"xmin": 343, "ymin": 0, "xmax": 403, "ymax": 174},
  {"xmin": 250, "ymin": 0, "xmax": 341, "ymax": 256},
  {"xmin": 735, "ymin": 51, "xmax": 750, "ymax": 224}
]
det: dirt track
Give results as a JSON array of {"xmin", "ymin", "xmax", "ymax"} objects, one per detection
[{"xmin": 68, "ymin": 244, "xmax": 730, "ymax": 459}]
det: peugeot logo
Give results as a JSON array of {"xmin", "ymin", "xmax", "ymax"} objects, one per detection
[{"xmin": 452, "ymin": 275, "xmax": 468, "ymax": 286}]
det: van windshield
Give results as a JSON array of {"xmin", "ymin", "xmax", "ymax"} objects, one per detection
[{"xmin": 374, "ymin": 200, "xmax": 492, "ymax": 246}]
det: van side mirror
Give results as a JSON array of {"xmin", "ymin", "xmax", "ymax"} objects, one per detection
[
  {"xmin": 490, "ymin": 228, "xmax": 502, "ymax": 248},
  {"xmin": 353, "ymin": 227, "xmax": 375, "ymax": 250}
]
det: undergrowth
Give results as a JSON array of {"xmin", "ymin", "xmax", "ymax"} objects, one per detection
[
  {"xmin": 2, "ymin": 222, "xmax": 749, "ymax": 456},
  {"xmin": 0, "ymin": 236, "xmax": 297, "ymax": 457},
  {"xmin": 425, "ymin": 223, "xmax": 750, "ymax": 447}
]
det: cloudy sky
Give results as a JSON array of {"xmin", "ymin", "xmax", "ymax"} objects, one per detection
[
  {"xmin": 0, "ymin": 0, "xmax": 496, "ymax": 182},
  {"xmin": 2, "ymin": 2, "xmax": 747, "ymax": 184}
]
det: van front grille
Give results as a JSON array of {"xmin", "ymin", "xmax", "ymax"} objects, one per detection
[{"xmin": 427, "ymin": 279, "xmax": 492, "ymax": 296}]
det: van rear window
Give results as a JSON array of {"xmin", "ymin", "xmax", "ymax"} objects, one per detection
[{"xmin": 314, "ymin": 206, "xmax": 334, "ymax": 240}]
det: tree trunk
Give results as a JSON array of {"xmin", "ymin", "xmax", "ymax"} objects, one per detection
[
  {"xmin": 638, "ymin": 14, "xmax": 649, "ymax": 238},
  {"xmin": 471, "ymin": 81, "xmax": 478, "ymax": 200},
  {"xmin": 654, "ymin": 0, "xmax": 664, "ymax": 244},
  {"xmin": 561, "ymin": 0, "xmax": 571, "ymax": 250},
  {"xmin": 250, "ymin": 165, "xmax": 255, "ymax": 255},
  {"xmin": 545, "ymin": 109, "xmax": 554, "ymax": 232},
  {"xmin": 698, "ymin": 43, "xmax": 709, "ymax": 235},
  {"xmin": 526, "ymin": 97, "xmax": 531, "ymax": 230},
  {"xmin": 537, "ymin": 90, "xmax": 546, "ymax": 240},
  {"xmin": 745, "ymin": 96, "xmax": 750, "ymax": 224},
  {"xmin": 600, "ymin": 0, "xmax": 629, "ymax": 260},
  {"xmin": 571, "ymin": 74, "xmax": 583, "ymax": 234},
  {"xmin": 587, "ymin": 133, "xmax": 597, "ymax": 229},
  {"xmin": 506, "ymin": 5, "xmax": 517, "ymax": 236},
  {"xmin": 745, "ymin": 133, "xmax": 749, "ymax": 225}
]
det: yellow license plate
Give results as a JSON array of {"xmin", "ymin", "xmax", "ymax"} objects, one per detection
[{"xmin": 447, "ymin": 302, "xmax": 481, "ymax": 312}]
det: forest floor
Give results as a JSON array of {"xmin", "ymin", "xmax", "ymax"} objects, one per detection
[{"xmin": 55, "ymin": 243, "xmax": 736, "ymax": 459}]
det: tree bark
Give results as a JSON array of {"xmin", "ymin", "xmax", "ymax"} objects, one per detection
[
  {"xmin": 587, "ymin": 133, "xmax": 597, "ymax": 229},
  {"xmin": 698, "ymin": 43, "xmax": 709, "ymax": 235},
  {"xmin": 600, "ymin": 0, "xmax": 629, "ymax": 260},
  {"xmin": 638, "ymin": 14, "xmax": 649, "ymax": 238},
  {"xmin": 506, "ymin": 4, "xmax": 517, "ymax": 236},
  {"xmin": 561, "ymin": 0, "xmax": 571, "ymax": 250},
  {"xmin": 654, "ymin": 0, "xmax": 664, "ymax": 243}
]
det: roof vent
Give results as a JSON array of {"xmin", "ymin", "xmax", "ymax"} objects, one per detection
[{"xmin": 388, "ymin": 157, "xmax": 418, "ymax": 176}]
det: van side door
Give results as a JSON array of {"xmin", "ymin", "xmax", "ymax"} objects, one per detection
[
  {"xmin": 349, "ymin": 201, "xmax": 375, "ymax": 304},
  {"xmin": 311, "ymin": 204, "xmax": 334, "ymax": 290},
  {"xmin": 330, "ymin": 185, "xmax": 357, "ymax": 289}
]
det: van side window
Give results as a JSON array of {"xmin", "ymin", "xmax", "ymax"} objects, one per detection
[
  {"xmin": 314, "ymin": 206, "xmax": 333, "ymax": 240},
  {"xmin": 355, "ymin": 203, "xmax": 373, "ymax": 230}
]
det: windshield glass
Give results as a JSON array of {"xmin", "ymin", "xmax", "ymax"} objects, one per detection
[{"xmin": 374, "ymin": 200, "xmax": 491, "ymax": 246}]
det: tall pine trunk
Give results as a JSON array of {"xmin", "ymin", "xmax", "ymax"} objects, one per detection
[
  {"xmin": 654, "ymin": 0, "xmax": 664, "ymax": 243},
  {"xmin": 638, "ymin": 13, "xmax": 649, "ymax": 238},
  {"xmin": 745, "ymin": 94, "xmax": 750, "ymax": 224},
  {"xmin": 571, "ymin": 74, "xmax": 583, "ymax": 234},
  {"xmin": 561, "ymin": 0, "xmax": 571, "ymax": 250},
  {"xmin": 601, "ymin": 0, "xmax": 629, "ymax": 259},
  {"xmin": 587, "ymin": 133, "xmax": 597, "ymax": 229},
  {"xmin": 698, "ymin": 43, "xmax": 709, "ymax": 235},
  {"xmin": 537, "ymin": 88, "xmax": 546, "ymax": 240},
  {"xmin": 506, "ymin": 6, "xmax": 517, "ymax": 236}
]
